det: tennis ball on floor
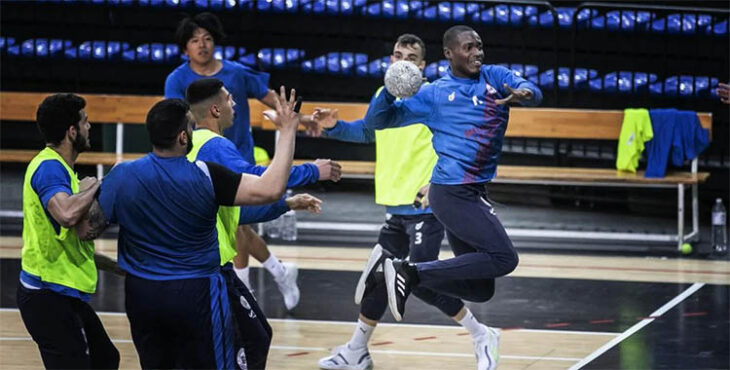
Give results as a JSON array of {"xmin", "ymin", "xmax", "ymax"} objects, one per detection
[
  {"xmin": 680, "ymin": 243, "xmax": 693, "ymax": 255},
  {"xmin": 384, "ymin": 60, "xmax": 423, "ymax": 98}
]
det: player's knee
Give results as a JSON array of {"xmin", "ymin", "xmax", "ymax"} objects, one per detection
[
  {"xmin": 470, "ymin": 282, "xmax": 495, "ymax": 303},
  {"xmin": 500, "ymin": 250, "xmax": 519, "ymax": 276}
]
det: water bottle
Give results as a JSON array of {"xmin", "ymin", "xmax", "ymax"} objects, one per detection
[
  {"xmin": 281, "ymin": 190, "xmax": 297, "ymax": 241},
  {"xmin": 265, "ymin": 217, "xmax": 281, "ymax": 239},
  {"xmin": 711, "ymin": 198, "xmax": 727, "ymax": 255}
]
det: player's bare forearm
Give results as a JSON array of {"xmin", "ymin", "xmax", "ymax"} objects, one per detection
[{"xmin": 77, "ymin": 200, "xmax": 107, "ymax": 240}]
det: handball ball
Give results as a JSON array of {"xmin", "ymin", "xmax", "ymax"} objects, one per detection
[{"xmin": 384, "ymin": 60, "xmax": 422, "ymax": 98}]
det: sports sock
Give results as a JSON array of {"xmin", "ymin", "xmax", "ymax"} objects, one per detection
[
  {"xmin": 348, "ymin": 319, "xmax": 376, "ymax": 349},
  {"xmin": 459, "ymin": 308, "xmax": 487, "ymax": 338},
  {"xmin": 263, "ymin": 254, "xmax": 287, "ymax": 281},
  {"xmin": 234, "ymin": 266, "xmax": 250, "ymax": 288}
]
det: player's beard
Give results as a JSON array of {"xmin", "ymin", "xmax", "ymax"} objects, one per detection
[{"xmin": 72, "ymin": 133, "xmax": 90, "ymax": 153}]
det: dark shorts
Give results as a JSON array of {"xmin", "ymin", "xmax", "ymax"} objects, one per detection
[
  {"xmin": 17, "ymin": 283, "xmax": 120, "ymax": 369},
  {"xmin": 124, "ymin": 273, "xmax": 235, "ymax": 369}
]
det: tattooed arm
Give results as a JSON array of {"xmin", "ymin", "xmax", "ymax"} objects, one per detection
[{"xmin": 76, "ymin": 200, "xmax": 107, "ymax": 240}]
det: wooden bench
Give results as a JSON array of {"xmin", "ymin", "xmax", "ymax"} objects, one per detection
[{"xmin": 0, "ymin": 91, "xmax": 712, "ymax": 250}]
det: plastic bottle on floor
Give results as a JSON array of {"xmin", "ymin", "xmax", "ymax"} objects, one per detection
[
  {"xmin": 711, "ymin": 198, "xmax": 727, "ymax": 255},
  {"xmin": 281, "ymin": 190, "xmax": 297, "ymax": 241},
  {"xmin": 266, "ymin": 217, "xmax": 281, "ymax": 239}
]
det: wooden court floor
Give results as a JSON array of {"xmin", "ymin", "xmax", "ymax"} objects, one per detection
[{"xmin": 1, "ymin": 236, "xmax": 728, "ymax": 369}]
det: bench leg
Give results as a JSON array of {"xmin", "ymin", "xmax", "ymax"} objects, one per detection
[
  {"xmin": 692, "ymin": 182, "xmax": 699, "ymax": 240},
  {"xmin": 677, "ymin": 184, "xmax": 685, "ymax": 251}
]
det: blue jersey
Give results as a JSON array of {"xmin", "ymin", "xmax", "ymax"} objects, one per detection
[
  {"xmin": 194, "ymin": 131, "xmax": 320, "ymax": 223},
  {"xmin": 364, "ymin": 65, "xmax": 542, "ymax": 185},
  {"xmin": 165, "ymin": 60, "xmax": 270, "ymax": 163},
  {"xmin": 645, "ymin": 109, "xmax": 710, "ymax": 178},
  {"xmin": 98, "ymin": 154, "xmax": 222, "ymax": 280},
  {"xmin": 22, "ymin": 160, "xmax": 91, "ymax": 301}
]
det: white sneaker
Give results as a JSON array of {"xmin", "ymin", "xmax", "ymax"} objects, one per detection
[
  {"xmin": 318, "ymin": 344, "xmax": 373, "ymax": 370},
  {"xmin": 474, "ymin": 325, "xmax": 500, "ymax": 370},
  {"xmin": 276, "ymin": 262, "xmax": 300, "ymax": 310}
]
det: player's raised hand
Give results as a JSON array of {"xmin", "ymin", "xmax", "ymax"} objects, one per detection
[
  {"xmin": 495, "ymin": 84, "xmax": 533, "ymax": 105},
  {"xmin": 311, "ymin": 108, "xmax": 339, "ymax": 135},
  {"xmin": 263, "ymin": 86, "xmax": 298, "ymax": 131}
]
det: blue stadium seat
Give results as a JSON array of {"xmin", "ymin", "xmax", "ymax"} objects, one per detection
[
  {"xmin": 78, "ymin": 41, "xmax": 92, "ymax": 59},
  {"xmin": 539, "ymin": 68, "xmax": 571, "ymax": 89},
  {"xmin": 22, "ymin": 39, "xmax": 47, "ymax": 58},
  {"xmin": 573, "ymin": 68, "xmax": 598, "ymax": 89},
  {"xmin": 367, "ymin": 56, "xmax": 389, "ymax": 77},
  {"xmin": 165, "ymin": 44, "xmax": 179, "ymax": 62},
  {"xmin": 538, "ymin": 7, "xmax": 575, "ymax": 28},
  {"xmin": 475, "ymin": 7, "xmax": 495, "ymax": 25},
  {"xmin": 365, "ymin": 0, "xmax": 394, "ymax": 18},
  {"xmin": 213, "ymin": 45, "xmax": 235, "ymax": 61},
  {"xmin": 238, "ymin": 52, "xmax": 256, "ymax": 66},
  {"xmin": 394, "ymin": 0, "xmax": 411, "ymax": 19},
  {"xmin": 495, "ymin": 5, "xmax": 510, "ymax": 25}
]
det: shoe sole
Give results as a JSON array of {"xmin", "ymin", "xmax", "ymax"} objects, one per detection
[
  {"xmin": 487, "ymin": 328, "xmax": 500, "ymax": 370},
  {"xmin": 383, "ymin": 259, "xmax": 402, "ymax": 322},
  {"xmin": 354, "ymin": 244, "xmax": 384, "ymax": 305}
]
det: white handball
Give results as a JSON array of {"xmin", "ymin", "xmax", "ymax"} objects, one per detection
[{"xmin": 384, "ymin": 60, "xmax": 423, "ymax": 98}]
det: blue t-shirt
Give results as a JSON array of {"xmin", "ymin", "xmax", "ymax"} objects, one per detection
[
  {"xmin": 22, "ymin": 159, "xmax": 91, "ymax": 301},
  {"xmin": 165, "ymin": 60, "xmax": 270, "ymax": 163},
  {"xmin": 194, "ymin": 132, "xmax": 320, "ymax": 223},
  {"xmin": 98, "ymin": 154, "xmax": 222, "ymax": 280},
  {"xmin": 364, "ymin": 65, "xmax": 542, "ymax": 185},
  {"xmin": 645, "ymin": 109, "xmax": 710, "ymax": 178}
]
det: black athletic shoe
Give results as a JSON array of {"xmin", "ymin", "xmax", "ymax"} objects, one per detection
[
  {"xmin": 384, "ymin": 259, "xmax": 416, "ymax": 321},
  {"xmin": 354, "ymin": 244, "xmax": 392, "ymax": 305}
]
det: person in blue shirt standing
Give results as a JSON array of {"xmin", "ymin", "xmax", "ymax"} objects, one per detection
[
  {"xmin": 164, "ymin": 12, "xmax": 331, "ymax": 302},
  {"xmin": 185, "ymin": 77, "xmax": 331, "ymax": 369},
  {"xmin": 312, "ymin": 34, "xmax": 493, "ymax": 370},
  {"xmin": 77, "ymin": 88, "xmax": 302, "ymax": 369},
  {"xmin": 362, "ymin": 25, "xmax": 542, "ymax": 369}
]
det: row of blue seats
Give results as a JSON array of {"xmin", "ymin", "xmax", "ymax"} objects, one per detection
[
  {"xmin": 25, "ymin": 0, "xmax": 730, "ymax": 35},
  {"xmin": 2, "ymin": 37, "xmax": 720, "ymax": 98}
]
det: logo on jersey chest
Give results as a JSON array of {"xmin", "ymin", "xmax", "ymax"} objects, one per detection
[{"xmin": 485, "ymin": 83, "xmax": 498, "ymax": 95}]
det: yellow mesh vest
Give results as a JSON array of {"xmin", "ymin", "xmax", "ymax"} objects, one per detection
[
  {"xmin": 372, "ymin": 87, "xmax": 437, "ymax": 206},
  {"xmin": 187, "ymin": 129, "xmax": 241, "ymax": 265},
  {"xmin": 21, "ymin": 147, "xmax": 97, "ymax": 293}
]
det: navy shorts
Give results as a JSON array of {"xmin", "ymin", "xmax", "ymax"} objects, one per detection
[{"xmin": 124, "ymin": 273, "xmax": 235, "ymax": 369}]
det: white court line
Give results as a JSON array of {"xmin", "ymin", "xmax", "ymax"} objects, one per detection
[
  {"xmin": 0, "ymin": 336, "xmax": 134, "ymax": 344},
  {"xmin": 568, "ymin": 282, "xmax": 705, "ymax": 370},
  {"xmin": 266, "ymin": 317, "xmax": 620, "ymax": 336},
  {"xmin": 271, "ymin": 345, "xmax": 582, "ymax": 362},
  {"xmin": 0, "ymin": 308, "xmax": 620, "ymax": 336},
  {"xmin": 0, "ymin": 337, "xmax": 580, "ymax": 362}
]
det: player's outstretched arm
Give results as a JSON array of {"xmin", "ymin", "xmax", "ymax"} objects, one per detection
[
  {"xmin": 312, "ymin": 108, "xmax": 376, "ymax": 144},
  {"xmin": 235, "ymin": 86, "xmax": 297, "ymax": 205},
  {"xmin": 363, "ymin": 85, "xmax": 434, "ymax": 130}
]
